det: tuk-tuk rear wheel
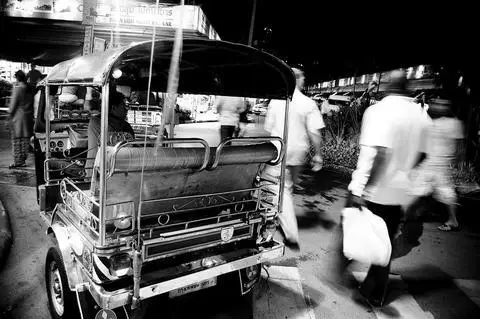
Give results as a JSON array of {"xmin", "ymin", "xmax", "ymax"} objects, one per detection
[{"xmin": 45, "ymin": 246, "xmax": 78, "ymax": 319}]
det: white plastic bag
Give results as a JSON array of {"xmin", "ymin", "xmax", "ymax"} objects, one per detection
[{"xmin": 341, "ymin": 207, "xmax": 392, "ymax": 267}]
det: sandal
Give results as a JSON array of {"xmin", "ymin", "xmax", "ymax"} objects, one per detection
[
  {"xmin": 8, "ymin": 163, "xmax": 27, "ymax": 169},
  {"xmin": 438, "ymin": 224, "xmax": 460, "ymax": 232}
]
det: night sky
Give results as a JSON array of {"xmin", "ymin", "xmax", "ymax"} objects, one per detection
[{"xmin": 189, "ymin": 0, "xmax": 478, "ymax": 83}]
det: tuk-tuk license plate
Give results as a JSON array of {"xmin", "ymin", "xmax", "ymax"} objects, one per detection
[{"xmin": 168, "ymin": 277, "xmax": 217, "ymax": 298}]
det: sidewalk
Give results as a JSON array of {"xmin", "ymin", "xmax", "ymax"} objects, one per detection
[
  {"xmin": 0, "ymin": 111, "xmax": 13, "ymax": 269},
  {"xmin": 0, "ymin": 198, "xmax": 12, "ymax": 269}
]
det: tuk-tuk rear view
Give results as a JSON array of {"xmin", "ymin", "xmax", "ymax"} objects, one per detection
[{"xmin": 34, "ymin": 38, "xmax": 295, "ymax": 318}]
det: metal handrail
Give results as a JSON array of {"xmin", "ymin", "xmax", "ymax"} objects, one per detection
[
  {"xmin": 61, "ymin": 177, "xmax": 100, "ymax": 236},
  {"xmin": 209, "ymin": 136, "xmax": 284, "ymax": 171},
  {"xmin": 63, "ymin": 177, "xmax": 100, "ymax": 209},
  {"xmin": 107, "ymin": 138, "xmax": 211, "ymax": 178}
]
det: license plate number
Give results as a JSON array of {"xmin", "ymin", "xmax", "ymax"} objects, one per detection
[{"xmin": 168, "ymin": 277, "xmax": 217, "ymax": 298}]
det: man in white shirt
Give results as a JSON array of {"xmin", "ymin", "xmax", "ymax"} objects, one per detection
[
  {"xmin": 345, "ymin": 70, "xmax": 430, "ymax": 307},
  {"xmin": 264, "ymin": 66, "xmax": 325, "ymax": 249},
  {"xmin": 215, "ymin": 95, "xmax": 246, "ymax": 141}
]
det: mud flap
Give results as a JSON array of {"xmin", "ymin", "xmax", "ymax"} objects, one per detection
[{"xmin": 239, "ymin": 266, "xmax": 261, "ymax": 295}]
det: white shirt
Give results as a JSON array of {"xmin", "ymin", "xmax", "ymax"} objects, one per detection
[
  {"xmin": 427, "ymin": 117, "xmax": 464, "ymax": 163},
  {"xmin": 215, "ymin": 95, "xmax": 245, "ymax": 126},
  {"xmin": 265, "ymin": 88, "xmax": 325, "ymax": 166},
  {"xmin": 349, "ymin": 95, "xmax": 430, "ymax": 205}
]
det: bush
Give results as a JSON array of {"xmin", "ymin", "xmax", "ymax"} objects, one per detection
[
  {"xmin": 323, "ymin": 136, "xmax": 360, "ymax": 170},
  {"xmin": 323, "ymin": 102, "xmax": 362, "ymax": 146},
  {"xmin": 452, "ymin": 162, "xmax": 479, "ymax": 185},
  {"xmin": 0, "ymin": 78, "xmax": 12, "ymax": 98}
]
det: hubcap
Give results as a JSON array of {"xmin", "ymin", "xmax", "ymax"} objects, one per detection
[{"xmin": 49, "ymin": 262, "xmax": 65, "ymax": 316}]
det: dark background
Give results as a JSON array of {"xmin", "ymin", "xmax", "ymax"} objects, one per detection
[{"xmin": 1, "ymin": 0, "xmax": 479, "ymax": 87}]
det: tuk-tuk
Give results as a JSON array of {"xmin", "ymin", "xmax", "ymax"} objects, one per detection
[{"xmin": 34, "ymin": 38, "xmax": 295, "ymax": 318}]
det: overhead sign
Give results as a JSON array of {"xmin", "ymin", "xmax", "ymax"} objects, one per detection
[
  {"xmin": 2, "ymin": 0, "xmax": 220, "ymax": 39},
  {"xmin": 94, "ymin": 4, "xmax": 177, "ymax": 28}
]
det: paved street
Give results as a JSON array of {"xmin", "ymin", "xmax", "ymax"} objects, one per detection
[{"xmin": 1, "ymin": 115, "xmax": 480, "ymax": 318}]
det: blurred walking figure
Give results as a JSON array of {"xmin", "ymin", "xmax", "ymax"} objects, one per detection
[
  {"xmin": 339, "ymin": 70, "xmax": 430, "ymax": 307},
  {"xmin": 264, "ymin": 66, "xmax": 325, "ymax": 249},
  {"xmin": 412, "ymin": 98, "xmax": 464, "ymax": 231},
  {"xmin": 215, "ymin": 95, "xmax": 246, "ymax": 141},
  {"xmin": 358, "ymin": 80, "xmax": 378, "ymax": 109},
  {"xmin": 235, "ymin": 98, "xmax": 251, "ymax": 137},
  {"xmin": 8, "ymin": 70, "xmax": 34, "ymax": 168}
]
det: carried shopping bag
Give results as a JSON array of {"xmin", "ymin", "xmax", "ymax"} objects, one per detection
[{"xmin": 341, "ymin": 207, "xmax": 392, "ymax": 267}]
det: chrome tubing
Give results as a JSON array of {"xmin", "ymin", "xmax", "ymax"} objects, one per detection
[
  {"xmin": 210, "ymin": 136, "xmax": 285, "ymax": 170},
  {"xmin": 45, "ymin": 85, "xmax": 51, "ymax": 184},
  {"xmin": 108, "ymin": 138, "xmax": 211, "ymax": 178},
  {"xmin": 277, "ymin": 97, "xmax": 290, "ymax": 218},
  {"xmin": 99, "ymin": 83, "xmax": 110, "ymax": 246}
]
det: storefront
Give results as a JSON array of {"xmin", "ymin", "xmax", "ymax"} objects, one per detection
[{"xmin": 1, "ymin": 1, "xmax": 220, "ymax": 64}]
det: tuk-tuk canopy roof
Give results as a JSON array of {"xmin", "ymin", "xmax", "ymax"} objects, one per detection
[{"xmin": 46, "ymin": 38, "xmax": 296, "ymax": 99}]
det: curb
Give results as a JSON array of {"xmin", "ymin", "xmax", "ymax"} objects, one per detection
[{"xmin": 0, "ymin": 198, "xmax": 12, "ymax": 270}]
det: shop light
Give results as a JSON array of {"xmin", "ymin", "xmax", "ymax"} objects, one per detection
[
  {"xmin": 112, "ymin": 69, "xmax": 123, "ymax": 79},
  {"xmin": 407, "ymin": 67, "xmax": 414, "ymax": 79},
  {"xmin": 415, "ymin": 65, "xmax": 425, "ymax": 79},
  {"xmin": 55, "ymin": 0, "xmax": 74, "ymax": 13}
]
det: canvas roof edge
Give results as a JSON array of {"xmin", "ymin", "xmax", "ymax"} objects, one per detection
[{"xmin": 44, "ymin": 38, "xmax": 296, "ymax": 100}]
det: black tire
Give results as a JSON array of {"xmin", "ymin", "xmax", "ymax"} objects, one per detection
[{"xmin": 45, "ymin": 246, "xmax": 79, "ymax": 319}]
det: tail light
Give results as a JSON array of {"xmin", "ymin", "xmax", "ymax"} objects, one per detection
[
  {"xmin": 257, "ymin": 221, "xmax": 277, "ymax": 244},
  {"xmin": 109, "ymin": 253, "xmax": 132, "ymax": 277},
  {"xmin": 105, "ymin": 201, "xmax": 134, "ymax": 230},
  {"xmin": 93, "ymin": 253, "xmax": 132, "ymax": 279}
]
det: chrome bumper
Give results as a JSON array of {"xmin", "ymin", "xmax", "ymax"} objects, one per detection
[{"xmin": 87, "ymin": 241, "xmax": 284, "ymax": 309}]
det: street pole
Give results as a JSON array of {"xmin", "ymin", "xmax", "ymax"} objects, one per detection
[
  {"xmin": 353, "ymin": 73, "xmax": 357, "ymax": 95},
  {"xmin": 377, "ymin": 72, "xmax": 382, "ymax": 93},
  {"xmin": 248, "ymin": 0, "xmax": 257, "ymax": 46}
]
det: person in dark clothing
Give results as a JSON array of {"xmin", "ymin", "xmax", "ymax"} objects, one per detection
[
  {"xmin": 26, "ymin": 64, "xmax": 43, "ymax": 86},
  {"xmin": 86, "ymin": 90, "xmax": 135, "ymax": 178},
  {"xmin": 235, "ymin": 99, "xmax": 251, "ymax": 137},
  {"xmin": 359, "ymin": 80, "xmax": 378, "ymax": 110},
  {"xmin": 8, "ymin": 70, "xmax": 33, "ymax": 168}
]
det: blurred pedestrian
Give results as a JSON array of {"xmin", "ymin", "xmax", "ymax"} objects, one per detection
[
  {"xmin": 264, "ymin": 66, "xmax": 325, "ymax": 249},
  {"xmin": 8, "ymin": 70, "xmax": 34, "ymax": 168},
  {"xmin": 26, "ymin": 63, "xmax": 43, "ymax": 86},
  {"xmin": 337, "ymin": 70, "xmax": 430, "ymax": 307},
  {"xmin": 215, "ymin": 95, "xmax": 246, "ymax": 141},
  {"xmin": 357, "ymin": 80, "xmax": 378, "ymax": 110},
  {"xmin": 235, "ymin": 98, "xmax": 251, "ymax": 137},
  {"xmin": 411, "ymin": 98, "xmax": 464, "ymax": 231}
]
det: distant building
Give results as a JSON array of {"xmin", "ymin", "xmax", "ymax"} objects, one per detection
[{"xmin": 307, "ymin": 65, "xmax": 436, "ymax": 95}]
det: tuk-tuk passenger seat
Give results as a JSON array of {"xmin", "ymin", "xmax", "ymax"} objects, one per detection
[{"xmin": 89, "ymin": 142, "xmax": 278, "ymax": 217}]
